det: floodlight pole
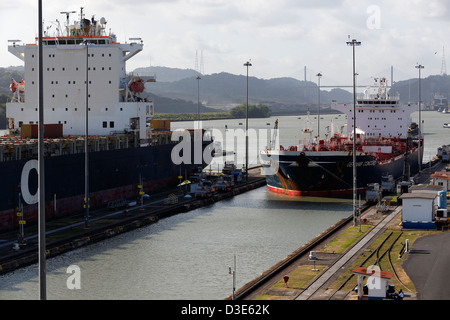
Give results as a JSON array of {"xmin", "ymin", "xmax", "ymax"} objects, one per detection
[
  {"xmin": 316, "ymin": 72, "xmax": 322, "ymax": 137},
  {"xmin": 415, "ymin": 64, "xmax": 424, "ymax": 174},
  {"xmin": 38, "ymin": 0, "xmax": 47, "ymax": 300},
  {"xmin": 244, "ymin": 61, "xmax": 252, "ymax": 181},
  {"xmin": 197, "ymin": 75, "xmax": 201, "ymax": 121},
  {"xmin": 347, "ymin": 38, "xmax": 361, "ymax": 227}
]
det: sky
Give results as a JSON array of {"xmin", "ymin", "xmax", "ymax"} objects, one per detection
[{"xmin": 1, "ymin": 0, "xmax": 449, "ymax": 87}]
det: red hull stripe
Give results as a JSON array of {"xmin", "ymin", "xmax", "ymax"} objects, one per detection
[{"xmin": 267, "ymin": 184, "xmax": 365, "ymax": 197}]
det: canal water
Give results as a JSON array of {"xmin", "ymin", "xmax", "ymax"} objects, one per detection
[
  {"xmin": 0, "ymin": 188, "xmax": 352, "ymax": 300},
  {"xmin": 0, "ymin": 111, "xmax": 447, "ymax": 300}
]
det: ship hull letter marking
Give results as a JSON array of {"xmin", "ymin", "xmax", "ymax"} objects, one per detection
[{"xmin": 21, "ymin": 159, "xmax": 38, "ymax": 205}]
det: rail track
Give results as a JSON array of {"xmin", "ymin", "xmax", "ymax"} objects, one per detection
[{"xmin": 327, "ymin": 230, "xmax": 404, "ymax": 300}]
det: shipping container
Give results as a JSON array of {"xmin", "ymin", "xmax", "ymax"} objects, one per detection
[{"xmin": 20, "ymin": 123, "xmax": 63, "ymax": 138}]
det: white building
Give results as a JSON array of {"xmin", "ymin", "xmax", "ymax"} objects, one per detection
[
  {"xmin": 431, "ymin": 171, "xmax": 450, "ymax": 192},
  {"xmin": 353, "ymin": 266, "xmax": 394, "ymax": 300},
  {"xmin": 399, "ymin": 192, "xmax": 439, "ymax": 229}
]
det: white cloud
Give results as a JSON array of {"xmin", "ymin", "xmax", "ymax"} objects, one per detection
[{"xmin": 1, "ymin": 0, "xmax": 450, "ymax": 84}]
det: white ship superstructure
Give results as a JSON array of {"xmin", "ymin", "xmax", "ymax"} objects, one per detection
[
  {"xmin": 7, "ymin": 8, "xmax": 154, "ymax": 141},
  {"xmin": 332, "ymin": 78, "xmax": 414, "ymax": 139}
]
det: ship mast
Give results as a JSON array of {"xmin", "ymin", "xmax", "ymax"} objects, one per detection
[{"xmin": 60, "ymin": 10, "xmax": 76, "ymax": 36}]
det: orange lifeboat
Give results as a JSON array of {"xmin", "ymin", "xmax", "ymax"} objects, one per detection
[{"xmin": 129, "ymin": 78, "xmax": 144, "ymax": 93}]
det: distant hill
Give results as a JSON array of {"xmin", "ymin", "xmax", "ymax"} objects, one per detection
[
  {"xmin": 391, "ymin": 74, "xmax": 450, "ymax": 105},
  {"xmin": 133, "ymin": 66, "xmax": 199, "ymax": 83},
  {"xmin": 141, "ymin": 70, "xmax": 353, "ymax": 115}
]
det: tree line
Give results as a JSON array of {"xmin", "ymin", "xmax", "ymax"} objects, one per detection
[{"xmin": 230, "ymin": 103, "xmax": 272, "ymax": 118}]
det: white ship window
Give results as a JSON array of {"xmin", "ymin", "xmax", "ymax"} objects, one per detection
[
  {"xmin": 52, "ymin": 108, "xmax": 55, "ymax": 111},
  {"xmin": 109, "ymin": 54, "xmax": 112, "ymax": 57},
  {"xmin": 109, "ymin": 81, "xmax": 112, "ymax": 84},
  {"xmin": 65, "ymin": 108, "xmax": 68, "ymax": 111},
  {"xmin": 120, "ymin": 108, "xmax": 123, "ymax": 111},
  {"xmin": 105, "ymin": 108, "xmax": 108, "ymax": 111},
  {"xmin": 76, "ymin": 67, "xmax": 79, "ymax": 71},
  {"xmin": 103, "ymin": 121, "xmax": 107, "ymax": 128},
  {"xmin": 32, "ymin": 68, "xmax": 35, "ymax": 71},
  {"xmin": 75, "ymin": 108, "xmax": 77, "ymax": 111},
  {"xmin": 110, "ymin": 121, "xmax": 114, "ymax": 128},
  {"xmin": 32, "ymin": 54, "xmax": 34, "ymax": 58},
  {"xmin": 52, "ymin": 94, "xmax": 55, "ymax": 98}
]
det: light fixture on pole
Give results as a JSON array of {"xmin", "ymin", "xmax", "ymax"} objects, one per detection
[
  {"xmin": 38, "ymin": 0, "xmax": 47, "ymax": 300},
  {"xmin": 346, "ymin": 37, "xmax": 361, "ymax": 227},
  {"xmin": 244, "ymin": 61, "xmax": 252, "ymax": 181},
  {"xmin": 196, "ymin": 75, "xmax": 201, "ymax": 121},
  {"xmin": 415, "ymin": 64, "xmax": 424, "ymax": 174},
  {"xmin": 316, "ymin": 72, "xmax": 322, "ymax": 138},
  {"xmin": 84, "ymin": 40, "xmax": 90, "ymax": 228}
]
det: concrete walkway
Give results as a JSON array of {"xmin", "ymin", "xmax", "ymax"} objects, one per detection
[{"xmin": 295, "ymin": 206, "xmax": 401, "ymax": 300}]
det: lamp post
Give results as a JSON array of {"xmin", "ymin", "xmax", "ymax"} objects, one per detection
[
  {"xmin": 196, "ymin": 75, "xmax": 201, "ymax": 121},
  {"xmin": 244, "ymin": 61, "xmax": 252, "ymax": 181},
  {"xmin": 84, "ymin": 40, "xmax": 90, "ymax": 228},
  {"xmin": 346, "ymin": 38, "xmax": 361, "ymax": 227},
  {"xmin": 415, "ymin": 64, "xmax": 424, "ymax": 174},
  {"xmin": 37, "ymin": 0, "xmax": 46, "ymax": 300},
  {"xmin": 316, "ymin": 72, "xmax": 322, "ymax": 138}
]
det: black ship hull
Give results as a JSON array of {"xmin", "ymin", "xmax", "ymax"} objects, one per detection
[
  {"xmin": 261, "ymin": 146, "xmax": 421, "ymax": 197},
  {"xmin": 0, "ymin": 140, "xmax": 213, "ymax": 231}
]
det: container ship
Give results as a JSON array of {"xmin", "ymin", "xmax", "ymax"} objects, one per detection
[
  {"xmin": 261, "ymin": 78, "xmax": 423, "ymax": 197},
  {"xmin": 1, "ymin": 8, "xmax": 213, "ymax": 231}
]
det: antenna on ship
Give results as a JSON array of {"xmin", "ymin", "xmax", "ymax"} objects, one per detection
[{"xmin": 60, "ymin": 11, "xmax": 76, "ymax": 36}]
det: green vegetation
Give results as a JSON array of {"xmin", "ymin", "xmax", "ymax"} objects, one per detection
[
  {"xmin": 230, "ymin": 103, "xmax": 272, "ymax": 118},
  {"xmin": 153, "ymin": 112, "xmax": 232, "ymax": 121},
  {"xmin": 153, "ymin": 103, "xmax": 271, "ymax": 121}
]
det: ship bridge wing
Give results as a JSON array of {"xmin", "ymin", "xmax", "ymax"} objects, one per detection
[
  {"xmin": 8, "ymin": 42, "xmax": 25, "ymax": 62},
  {"xmin": 121, "ymin": 42, "xmax": 143, "ymax": 62}
]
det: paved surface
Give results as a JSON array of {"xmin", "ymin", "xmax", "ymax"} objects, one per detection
[
  {"xmin": 403, "ymin": 231, "xmax": 450, "ymax": 300},
  {"xmin": 295, "ymin": 206, "xmax": 401, "ymax": 300}
]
